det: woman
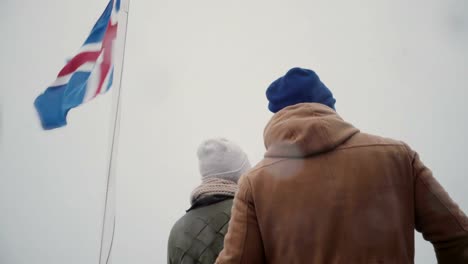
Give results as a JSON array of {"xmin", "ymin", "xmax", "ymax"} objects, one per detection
[{"xmin": 167, "ymin": 138, "xmax": 251, "ymax": 264}]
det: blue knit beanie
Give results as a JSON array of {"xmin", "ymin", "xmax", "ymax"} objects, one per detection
[{"xmin": 266, "ymin": 67, "xmax": 336, "ymax": 113}]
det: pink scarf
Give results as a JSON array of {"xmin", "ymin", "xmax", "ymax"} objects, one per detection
[{"xmin": 190, "ymin": 178, "xmax": 238, "ymax": 205}]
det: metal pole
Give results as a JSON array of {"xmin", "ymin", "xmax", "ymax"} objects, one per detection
[{"xmin": 99, "ymin": 1, "xmax": 130, "ymax": 263}]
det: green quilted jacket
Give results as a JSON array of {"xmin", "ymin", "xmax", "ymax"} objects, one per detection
[{"xmin": 167, "ymin": 196, "xmax": 233, "ymax": 264}]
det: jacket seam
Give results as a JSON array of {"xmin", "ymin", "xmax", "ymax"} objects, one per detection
[
  {"xmin": 400, "ymin": 143, "xmax": 414, "ymax": 176},
  {"xmin": 238, "ymin": 176, "xmax": 253, "ymax": 263},
  {"xmin": 245, "ymin": 175, "xmax": 267, "ymax": 262},
  {"xmin": 417, "ymin": 172, "xmax": 468, "ymax": 232},
  {"xmin": 197, "ymin": 243, "xmax": 211, "ymax": 262},
  {"xmin": 265, "ymin": 144, "xmax": 406, "ymax": 160},
  {"xmin": 247, "ymin": 159, "xmax": 290, "ymax": 174},
  {"xmin": 400, "ymin": 143, "xmax": 418, "ymax": 250},
  {"xmin": 336, "ymin": 143, "xmax": 405, "ymax": 151},
  {"xmin": 178, "ymin": 222, "xmax": 209, "ymax": 262}
]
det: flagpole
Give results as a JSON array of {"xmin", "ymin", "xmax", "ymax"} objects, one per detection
[{"xmin": 99, "ymin": 1, "xmax": 130, "ymax": 264}]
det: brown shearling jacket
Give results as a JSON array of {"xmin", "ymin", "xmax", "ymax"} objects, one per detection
[{"xmin": 216, "ymin": 103, "xmax": 468, "ymax": 264}]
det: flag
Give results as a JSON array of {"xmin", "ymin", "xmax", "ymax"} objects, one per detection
[{"xmin": 34, "ymin": 0, "xmax": 121, "ymax": 130}]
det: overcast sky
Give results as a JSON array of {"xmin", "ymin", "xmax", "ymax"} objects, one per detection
[{"xmin": 1, "ymin": 0, "xmax": 467, "ymax": 263}]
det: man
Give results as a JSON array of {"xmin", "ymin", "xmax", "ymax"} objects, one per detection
[
  {"xmin": 168, "ymin": 138, "xmax": 251, "ymax": 264},
  {"xmin": 216, "ymin": 68, "xmax": 468, "ymax": 263}
]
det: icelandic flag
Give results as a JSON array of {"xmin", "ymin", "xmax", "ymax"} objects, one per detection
[{"xmin": 34, "ymin": 0, "xmax": 121, "ymax": 130}]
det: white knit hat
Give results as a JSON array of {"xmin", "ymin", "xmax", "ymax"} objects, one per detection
[{"xmin": 197, "ymin": 138, "xmax": 251, "ymax": 183}]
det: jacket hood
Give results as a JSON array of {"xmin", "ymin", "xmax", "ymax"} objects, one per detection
[{"xmin": 264, "ymin": 103, "xmax": 359, "ymax": 158}]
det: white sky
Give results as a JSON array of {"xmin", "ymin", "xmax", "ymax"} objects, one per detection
[{"xmin": 1, "ymin": 0, "xmax": 467, "ymax": 263}]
